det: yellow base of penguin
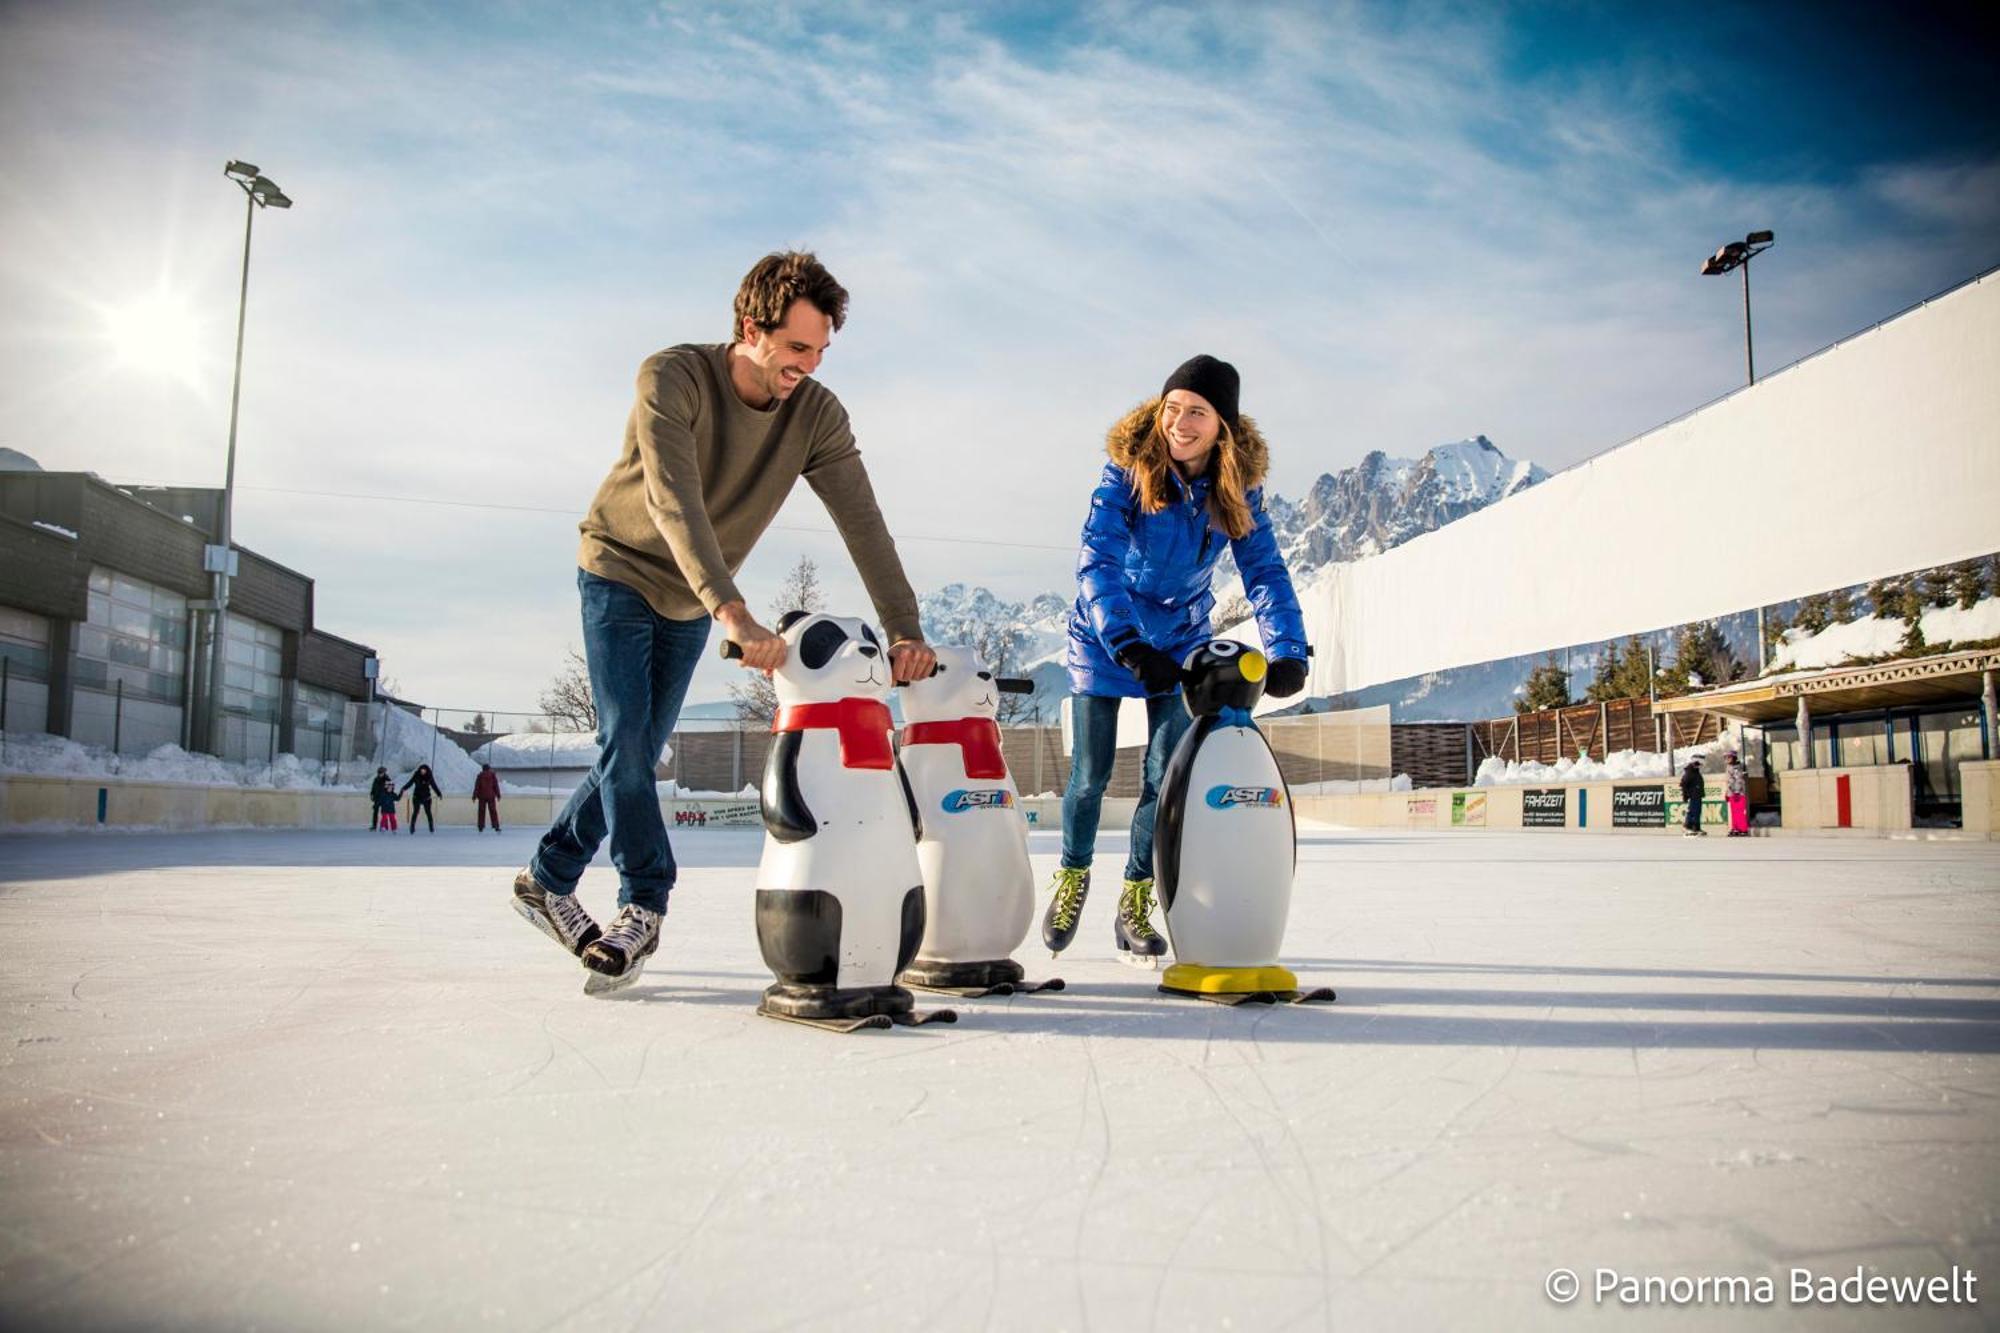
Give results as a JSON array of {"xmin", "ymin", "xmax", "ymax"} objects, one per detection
[{"xmin": 1160, "ymin": 962, "xmax": 1299, "ymax": 996}]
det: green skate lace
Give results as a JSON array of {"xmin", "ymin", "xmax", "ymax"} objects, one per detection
[
  {"xmin": 1120, "ymin": 878, "xmax": 1161, "ymax": 942},
  {"xmin": 1049, "ymin": 867, "xmax": 1089, "ymax": 931}
]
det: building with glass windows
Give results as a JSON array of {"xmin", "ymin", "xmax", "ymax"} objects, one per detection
[{"xmin": 0, "ymin": 470, "xmax": 377, "ymax": 764}]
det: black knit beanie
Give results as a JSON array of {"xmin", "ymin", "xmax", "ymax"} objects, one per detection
[{"xmin": 1161, "ymin": 354, "xmax": 1240, "ymax": 432}]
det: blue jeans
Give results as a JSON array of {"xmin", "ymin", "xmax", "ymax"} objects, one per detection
[
  {"xmin": 1060, "ymin": 691, "xmax": 1193, "ymax": 881},
  {"xmin": 531, "ymin": 570, "xmax": 709, "ymax": 913}
]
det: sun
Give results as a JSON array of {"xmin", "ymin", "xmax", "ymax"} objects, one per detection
[{"xmin": 99, "ymin": 288, "xmax": 211, "ymax": 391}]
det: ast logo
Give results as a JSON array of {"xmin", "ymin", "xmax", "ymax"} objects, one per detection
[
  {"xmin": 1204, "ymin": 785, "xmax": 1286, "ymax": 810},
  {"xmin": 942, "ymin": 788, "xmax": 1013, "ymax": 813}
]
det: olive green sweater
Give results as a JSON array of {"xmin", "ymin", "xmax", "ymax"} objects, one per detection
[{"xmin": 576, "ymin": 343, "xmax": 922, "ymax": 643}]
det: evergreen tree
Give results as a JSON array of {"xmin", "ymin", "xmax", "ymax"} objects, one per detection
[
  {"xmin": 1944, "ymin": 558, "xmax": 1989, "ymax": 610},
  {"xmin": 1585, "ymin": 636, "xmax": 1654, "ymax": 702},
  {"xmin": 468, "ymin": 712, "xmax": 488, "ymax": 733},
  {"xmin": 1793, "ymin": 592, "xmax": 1834, "ymax": 635},
  {"xmin": 1514, "ymin": 654, "xmax": 1571, "ymax": 714},
  {"xmin": 1657, "ymin": 621, "xmax": 1741, "ymax": 698},
  {"xmin": 1760, "ymin": 607, "xmax": 1789, "ymax": 661}
]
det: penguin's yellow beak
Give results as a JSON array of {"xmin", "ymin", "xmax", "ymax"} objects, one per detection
[{"xmin": 1239, "ymin": 650, "xmax": 1267, "ymax": 683}]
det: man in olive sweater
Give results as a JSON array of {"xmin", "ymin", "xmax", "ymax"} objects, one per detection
[{"xmin": 512, "ymin": 252, "xmax": 936, "ymax": 992}]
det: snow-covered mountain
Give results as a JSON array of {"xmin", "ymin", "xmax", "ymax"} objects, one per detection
[
  {"xmin": 914, "ymin": 436, "xmax": 1547, "ymax": 713},
  {"xmin": 0, "ymin": 447, "xmax": 43, "ymax": 472},
  {"xmin": 1216, "ymin": 435, "xmax": 1547, "ymax": 601}
]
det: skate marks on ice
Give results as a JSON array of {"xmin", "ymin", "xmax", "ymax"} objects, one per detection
[{"xmin": 1286, "ymin": 958, "xmax": 2000, "ymax": 1053}]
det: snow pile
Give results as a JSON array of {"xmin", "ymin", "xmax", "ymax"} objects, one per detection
[
  {"xmin": 0, "ymin": 732, "xmax": 365, "ymax": 789},
  {"xmin": 370, "ymin": 705, "xmax": 481, "ymax": 790},
  {"xmin": 1768, "ymin": 596, "xmax": 2000, "ymax": 672},
  {"xmin": 1474, "ymin": 740, "xmax": 1735, "ymax": 787},
  {"xmin": 1290, "ymin": 774, "xmax": 1413, "ymax": 795}
]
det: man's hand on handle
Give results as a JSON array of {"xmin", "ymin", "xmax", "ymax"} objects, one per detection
[
  {"xmin": 716, "ymin": 601, "xmax": 785, "ymax": 672},
  {"xmin": 888, "ymin": 638, "xmax": 936, "ymax": 684}
]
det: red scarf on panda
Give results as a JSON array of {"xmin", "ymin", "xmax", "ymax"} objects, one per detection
[
  {"xmin": 901, "ymin": 717, "xmax": 1006, "ymax": 779},
  {"xmin": 772, "ymin": 699, "xmax": 895, "ymax": 770}
]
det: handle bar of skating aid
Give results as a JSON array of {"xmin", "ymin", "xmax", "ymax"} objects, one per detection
[
  {"xmin": 719, "ymin": 639, "xmax": 937, "ymax": 680},
  {"xmin": 996, "ymin": 678, "xmax": 1034, "ymax": 694}
]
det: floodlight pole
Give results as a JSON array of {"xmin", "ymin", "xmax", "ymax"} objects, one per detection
[
  {"xmin": 1744, "ymin": 256, "xmax": 1760, "ymax": 384},
  {"xmin": 205, "ymin": 162, "xmax": 289, "ymax": 757},
  {"xmin": 205, "ymin": 190, "xmax": 256, "ymax": 751}
]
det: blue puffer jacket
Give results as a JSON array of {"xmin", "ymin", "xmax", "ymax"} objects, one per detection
[{"xmin": 1066, "ymin": 397, "xmax": 1310, "ymax": 697}]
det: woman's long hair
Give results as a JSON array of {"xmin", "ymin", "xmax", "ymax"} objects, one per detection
[{"xmin": 1128, "ymin": 413, "xmax": 1252, "ymax": 541}]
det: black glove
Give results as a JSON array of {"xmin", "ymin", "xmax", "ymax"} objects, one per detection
[
  {"xmin": 1264, "ymin": 657, "xmax": 1308, "ymax": 699},
  {"xmin": 1116, "ymin": 642, "xmax": 1183, "ymax": 696}
]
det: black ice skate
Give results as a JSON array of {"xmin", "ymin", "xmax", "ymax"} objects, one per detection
[
  {"xmin": 1040, "ymin": 866, "xmax": 1091, "ymax": 955},
  {"xmin": 511, "ymin": 868, "xmax": 601, "ymax": 957},
  {"xmin": 580, "ymin": 903, "xmax": 661, "ymax": 996},
  {"xmin": 1115, "ymin": 877, "xmax": 1167, "ymax": 970}
]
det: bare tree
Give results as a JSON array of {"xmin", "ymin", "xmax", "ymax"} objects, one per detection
[
  {"xmin": 539, "ymin": 648, "xmax": 597, "ymax": 732},
  {"xmin": 731, "ymin": 556, "xmax": 826, "ymax": 722}
]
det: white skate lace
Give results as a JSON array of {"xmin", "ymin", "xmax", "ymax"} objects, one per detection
[
  {"xmin": 599, "ymin": 904, "xmax": 660, "ymax": 956},
  {"xmin": 545, "ymin": 890, "xmax": 595, "ymax": 945}
]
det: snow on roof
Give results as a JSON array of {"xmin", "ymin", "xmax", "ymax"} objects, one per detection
[{"xmin": 471, "ymin": 732, "xmax": 674, "ymax": 770}]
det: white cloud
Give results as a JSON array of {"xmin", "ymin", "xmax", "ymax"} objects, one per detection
[{"xmin": 2, "ymin": 1, "xmax": 1993, "ymax": 712}]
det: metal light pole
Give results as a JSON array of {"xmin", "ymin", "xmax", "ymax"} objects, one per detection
[
  {"xmin": 203, "ymin": 160, "xmax": 292, "ymax": 757},
  {"xmin": 1699, "ymin": 230, "xmax": 1774, "ymax": 385}
]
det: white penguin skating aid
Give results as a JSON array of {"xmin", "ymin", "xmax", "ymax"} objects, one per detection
[
  {"xmin": 729, "ymin": 614, "xmax": 956, "ymax": 1032},
  {"xmin": 1152, "ymin": 641, "xmax": 1335, "ymax": 1006},
  {"xmin": 896, "ymin": 645, "xmax": 1064, "ymax": 998}
]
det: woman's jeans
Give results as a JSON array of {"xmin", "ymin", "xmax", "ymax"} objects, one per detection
[
  {"xmin": 1060, "ymin": 691, "xmax": 1193, "ymax": 882},
  {"xmin": 530, "ymin": 570, "xmax": 710, "ymax": 913}
]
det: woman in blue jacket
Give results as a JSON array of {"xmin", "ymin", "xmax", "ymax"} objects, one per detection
[{"xmin": 1048, "ymin": 354, "xmax": 1310, "ymax": 963}]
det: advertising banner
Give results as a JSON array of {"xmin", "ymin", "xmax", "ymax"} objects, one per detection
[
  {"xmin": 1522, "ymin": 787, "xmax": 1567, "ymax": 828},
  {"xmin": 1612, "ymin": 785, "xmax": 1667, "ymax": 828},
  {"xmin": 1450, "ymin": 791, "xmax": 1487, "ymax": 827}
]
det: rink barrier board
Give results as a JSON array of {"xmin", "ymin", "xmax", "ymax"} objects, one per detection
[
  {"xmin": 0, "ymin": 776, "xmax": 1139, "ymax": 834},
  {"xmin": 1962, "ymin": 761, "xmax": 2000, "ymax": 835},
  {"xmin": 6, "ymin": 772, "xmax": 1978, "ymax": 837},
  {"xmin": 1295, "ymin": 763, "xmax": 1981, "ymax": 836}
]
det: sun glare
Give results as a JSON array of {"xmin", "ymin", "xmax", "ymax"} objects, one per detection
[{"xmin": 100, "ymin": 290, "xmax": 211, "ymax": 391}]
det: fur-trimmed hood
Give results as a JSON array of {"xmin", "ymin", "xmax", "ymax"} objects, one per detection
[{"xmin": 1105, "ymin": 395, "xmax": 1269, "ymax": 490}]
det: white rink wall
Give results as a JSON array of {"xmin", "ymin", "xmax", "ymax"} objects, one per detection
[{"xmin": 1297, "ymin": 269, "xmax": 2000, "ymax": 698}]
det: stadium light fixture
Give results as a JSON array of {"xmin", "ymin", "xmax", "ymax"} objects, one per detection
[
  {"xmin": 1699, "ymin": 229, "xmax": 1775, "ymax": 384},
  {"xmin": 203, "ymin": 159, "xmax": 294, "ymax": 756}
]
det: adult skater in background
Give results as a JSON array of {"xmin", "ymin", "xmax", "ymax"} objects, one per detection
[
  {"xmin": 1046, "ymin": 355, "xmax": 1310, "ymax": 965},
  {"xmin": 511, "ymin": 251, "xmax": 936, "ymax": 991},
  {"xmin": 400, "ymin": 763, "xmax": 442, "ymax": 834},
  {"xmin": 1680, "ymin": 755, "xmax": 1707, "ymax": 836},
  {"xmin": 473, "ymin": 762, "xmax": 503, "ymax": 833},
  {"xmin": 369, "ymin": 766, "xmax": 397, "ymax": 832}
]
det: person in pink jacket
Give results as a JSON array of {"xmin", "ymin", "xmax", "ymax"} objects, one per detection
[{"xmin": 1725, "ymin": 751, "xmax": 1750, "ymax": 836}]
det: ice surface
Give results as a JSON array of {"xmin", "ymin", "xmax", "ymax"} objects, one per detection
[{"xmin": 1, "ymin": 827, "xmax": 1995, "ymax": 1330}]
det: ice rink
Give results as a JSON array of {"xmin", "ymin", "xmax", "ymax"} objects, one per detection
[{"xmin": 2, "ymin": 824, "xmax": 1996, "ymax": 1331}]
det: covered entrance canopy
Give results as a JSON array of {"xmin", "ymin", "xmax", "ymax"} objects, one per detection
[{"xmin": 1655, "ymin": 648, "xmax": 2000, "ymax": 726}]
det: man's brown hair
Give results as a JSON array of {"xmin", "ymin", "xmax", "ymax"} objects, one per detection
[{"xmin": 732, "ymin": 251, "xmax": 849, "ymax": 342}]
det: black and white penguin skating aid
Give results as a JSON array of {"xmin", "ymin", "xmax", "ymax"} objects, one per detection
[
  {"xmin": 896, "ymin": 644, "xmax": 1063, "ymax": 998},
  {"xmin": 1151, "ymin": 641, "xmax": 1335, "ymax": 1006},
  {"xmin": 727, "ymin": 613, "xmax": 956, "ymax": 1032}
]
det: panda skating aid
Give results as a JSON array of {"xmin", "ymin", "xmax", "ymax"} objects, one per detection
[
  {"xmin": 896, "ymin": 645, "xmax": 1064, "ymax": 999},
  {"xmin": 726, "ymin": 615, "xmax": 956, "ymax": 1032},
  {"xmin": 1151, "ymin": 641, "xmax": 1336, "ymax": 1006}
]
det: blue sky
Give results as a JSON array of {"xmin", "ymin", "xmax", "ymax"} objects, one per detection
[{"xmin": 2, "ymin": 1, "xmax": 1995, "ymax": 717}]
